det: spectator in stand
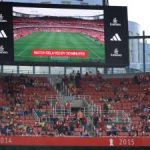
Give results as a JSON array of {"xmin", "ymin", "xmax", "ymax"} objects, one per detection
[
  {"xmin": 88, "ymin": 71, "xmax": 93, "ymax": 81},
  {"xmin": 97, "ymin": 118, "xmax": 105, "ymax": 136},
  {"xmin": 93, "ymin": 113, "xmax": 99, "ymax": 128},
  {"xmin": 106, "ymin": 123, "xmax": 112, "ymax": 136},
  {"xmin": 143, "ymin": 122, "xmax": 150, "ymax": 133},
  {"xmin": 55, "ymin": 100, "xmax": 61, "ymax": 114},
  {"xmin": 55, "ymin": 120, "xmax": 64, "ymax": 136},
  {"xmin": 130, "ymin": 124, "xmax": 138, "ymax": 136},
  {"xmin": 96, "ymin": 70, "xmax": 102, "ymax": 82},
  {"xmin": 121, "ymin": 124, "xmax": 128, "ymax": 132},
  {"xmin": 75, "ymin": 71, "xmax": 81, "ymax": 88},
  {"xmin": 84, "ymin": 72, "xmax": 89, "ymax": 80},
  {"xmin": 62, "ymin": 74, "xmax": 68, "ymax": 85},
  {"xmin": 69, "ymin": 71, "xmax": 75, "ymax": 83},
  {"xmin": 103, "ymin": 102, "xmax": 109, "ymax": 114},
  {"xmin": 75, "ymin": 119, "xmax": 81, "ymax": 128},
  {"xmin": 56, "ymin": 76, "xmax": 62, "ymax": 91},
  {"xmin": 77, "ymin": 109, "xmax": 84, "ymax": 122},
  {"xmin": 68, "ymin": 121, "xmax": 75, "ymax": 135},
  {"xmin": 63, "ymin": 120, "xmax": 69, "ymax": 135},
  {"xmin": 81, "ymin": 116, "xmax": 87, "ymax": 131},
  {"xmin": 65, "ymin": 101, "xmax": 71, "ymax": 115},
  {"xmin": 134, "ymin": 75, "xmax": 140, "ymax": 84},
  {"xmin": 111, "ymin": 124, "xmax": 118, "ymax": 136}
]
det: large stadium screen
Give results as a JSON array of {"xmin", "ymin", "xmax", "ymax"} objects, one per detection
[{"xmin": 0, "ymin": 2, "xmax": 129, "ymax": 67}]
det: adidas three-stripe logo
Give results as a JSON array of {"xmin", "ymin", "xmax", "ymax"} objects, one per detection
[
  {"xmin": 110, "ymin": 33, "xmax": 121, "ymax": 41},
  {"xmin": 0, "ymin": 30, "xmax": 7, "ymax": 38}
]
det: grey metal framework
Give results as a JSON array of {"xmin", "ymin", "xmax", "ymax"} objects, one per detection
[{"xmin": 129, "ymin": 31, "xmax": 150, "ymax": 72}]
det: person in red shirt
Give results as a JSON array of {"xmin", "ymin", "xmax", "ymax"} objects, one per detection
[
  {"xmin": 65, "ymin": 101, "xmax": 71, "ymax": 115},
  {"xmin": 55, "ymin": 100, "xmax": 61, "ymax": 114}
]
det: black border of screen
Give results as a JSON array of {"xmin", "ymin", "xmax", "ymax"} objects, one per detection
[{"xmin": 0, "ymin": 2, "xmax": 129, "ymax": 67}]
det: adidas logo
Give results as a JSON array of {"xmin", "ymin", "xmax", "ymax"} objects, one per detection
[
  {"xmin": 110, "ymin": 33, "xmax": 121, "ymax": 41},
  {"xmin": 0, "ymin": 30, "xmax": 7, "ymax": 38}
]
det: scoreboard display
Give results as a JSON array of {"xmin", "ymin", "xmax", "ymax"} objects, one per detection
[{"xmin": 0, "ymin": 2, "xmax": 129, "ymax": 67}]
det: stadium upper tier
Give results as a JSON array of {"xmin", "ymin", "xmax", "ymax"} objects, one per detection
[
  {"xmin": 13, "ymin": 17, "xmax": 104, "ymax": 44},
  {"xmin": 13, "ymin": 17, "xmax": 104, "ymax": 29}
]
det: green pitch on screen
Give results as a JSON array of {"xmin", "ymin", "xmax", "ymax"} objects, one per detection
[{"xmin": 14, "ymin": 32, "xmax": 105, "ymax": 63}]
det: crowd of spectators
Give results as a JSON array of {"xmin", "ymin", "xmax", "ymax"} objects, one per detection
[
  {"xmin": 0, "ymin": 75, "xmax": 57, "ymax": 136},
  {"xmin": 14, "ymin": 27, "xmax": 104, "ymax": 44},
  {"xmin": 13, "ymin": 17, "xmax": 103, "ymax": 29},
  {"xmin": 62, "ymin": 72, "xmax": 150, "ymax": 136},
  {"xmin": 0, "ymin": 73, "xmax": 150, "ymax": 137},
  {"xmin": 13, "ymin": 16, "xmax": 104, "ymax": 43}
]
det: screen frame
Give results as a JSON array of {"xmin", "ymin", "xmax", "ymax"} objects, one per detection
[{"xmin": 0, "ymin": 2, "xmax": 129, "ymax": 67}]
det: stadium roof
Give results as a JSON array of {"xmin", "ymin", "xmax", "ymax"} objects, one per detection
[{"xmin": 13, "ymin": 7, "xmax": 103, "ymax": 17}]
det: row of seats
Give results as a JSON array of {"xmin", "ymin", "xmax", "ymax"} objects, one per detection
[
  {"xmin": 0, "ymin": 73, "xmax": 150, "ymax": 137},
  {"xmin": 14, "ymin": 27, "xmax": 104, "ymax": 44},
  {"xmin": 63, "ymin": 72, "xmax": 150, "ymax": 136},
  {"xmin": 13, "ymin": 17, "xmax": 103, "ymax": 29}
]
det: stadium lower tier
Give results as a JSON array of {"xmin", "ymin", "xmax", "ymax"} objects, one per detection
[
  {"xmin": 0, "ymin": 73, "xmax": 149, "ymax": 137},
  {"xmin": 13, "ymin": 27, "xmax": 105, "ymax": 64}
]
